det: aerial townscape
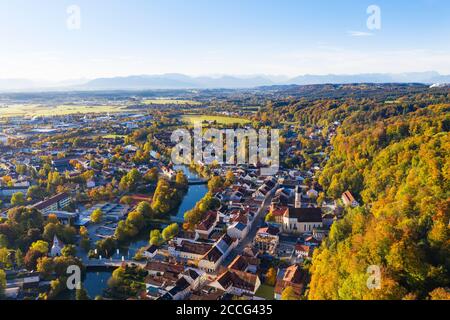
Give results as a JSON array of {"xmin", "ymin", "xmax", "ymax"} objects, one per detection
[
  {"xmin": 0, "ymin": 0, "xmax": 449, "ymax": 306},
  {"xmin": 0, "ymin": 82, "xmax": 448, "ymax": 301}
]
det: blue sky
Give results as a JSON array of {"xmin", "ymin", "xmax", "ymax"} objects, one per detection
[{"xmin": 0, "ymin": 0, "xmax": 449, "ymax": 80}]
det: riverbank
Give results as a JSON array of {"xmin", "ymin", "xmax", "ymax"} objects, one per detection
[{"xmin": 78, "ymin": 165, "xmax": 208, "ymax": 298}]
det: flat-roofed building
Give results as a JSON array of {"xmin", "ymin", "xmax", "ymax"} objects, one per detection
[{"xmin": 31, "ymin": 192, "xmax": 71, "ymax": 214}]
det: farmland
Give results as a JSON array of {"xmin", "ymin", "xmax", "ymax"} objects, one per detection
[
  {"xmin": 0, "ymin": 104, "xmax": 129, "ymax": 118},
  {"xmin": 143, "ymin": 99, "xmax": 201, "ymax": 105}
]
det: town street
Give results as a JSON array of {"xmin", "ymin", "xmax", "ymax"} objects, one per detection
[{"xmin": 221, "ymin": 186, "xmax": 277, "ymax": 267}]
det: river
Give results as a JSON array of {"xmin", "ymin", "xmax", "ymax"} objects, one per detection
[{"xmin": 80, "ymin": 165, "xmax": 208, "ymax": 299}]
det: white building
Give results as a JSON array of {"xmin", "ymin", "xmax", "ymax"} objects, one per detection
[
  {"xmin": 227, "ymin": 222, "xmax": 249, "ymax": 240},
  {"xmin": 50, "ymin": 235, "xmax": 64, "ymax": 257}
]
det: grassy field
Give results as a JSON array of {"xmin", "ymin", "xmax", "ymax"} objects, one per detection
[
  {"xmin": 255, "ymin": 284, "xmax": 275, "ymax": 300},
  {"xmin": 0, "ymin": 104, "xmax": 127, "ymax": 117},
  {"xmin": 181, "ymin": 114, "xmax": 251, "ymax": 125},
  {"xmin": 143, "ymin": 99, "xmax": 201, "ymax": 105}
]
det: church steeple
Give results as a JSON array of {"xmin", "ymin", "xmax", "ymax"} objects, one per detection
[
  {"xmin": 295, "ymin": 186, "xmax": 302, "ymax": 208},
  {"xmin": 50, "ymin": 235, "xmax": 64, "ymax": 257}
]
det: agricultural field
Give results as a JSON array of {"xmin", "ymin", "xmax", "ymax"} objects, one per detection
[
  {"xmin": 180, "ymin": 114, "xmax": 251, "ymax": 125},
  {"xmin": 0, "ymin": 104, "xmax": 129, "ymax": 117}
]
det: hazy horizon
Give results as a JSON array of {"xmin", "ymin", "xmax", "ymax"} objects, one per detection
[{"xmin": 1, "ymin": 0, "xmax": 450, "ymax": 81}]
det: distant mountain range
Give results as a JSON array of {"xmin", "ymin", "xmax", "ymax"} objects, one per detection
[{"xmin": 1, "ymin": 72, "xmax": 449, "ymax": 92}]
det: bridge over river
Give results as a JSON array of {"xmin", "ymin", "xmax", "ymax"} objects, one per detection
[
  {"xmin": 83, "ymin": 258, "xmax": 146, "ymax": 270},
  {"xmin": 187, "ymin": 179, "xmax": 207, "ymax": 185}
]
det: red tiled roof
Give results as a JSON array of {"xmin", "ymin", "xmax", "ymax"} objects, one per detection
[
  {"xmin": 228, "ymin": 255, "xmax": 248, "ymax": 272},
  {"xmin": 196, "ymin": 211, "xmax": 217, "ymax": 231},
  {"xmin": 216, "ymin": 270, "xmax": 259, "ymax": 292},
  {"xmin": 342, "ymin": 191, "xmax": 356, "ymax": 203}
]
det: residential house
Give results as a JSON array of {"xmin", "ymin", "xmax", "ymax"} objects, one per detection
[
  {"xmin": 227, "ymin": 221, "xmax": 249, "ymax": 240},
  {"xmin": 199, "ymin": 234, "xmax": 237, "ymax": 273},
  {"xmin": 228, "ymin": 255, "xmax": 259, "ymax": 274},
  {"xmin": 268, "ymin": 205, "xmax": 287, "ymax": 224},
  {"xmin": 195, "ymin": 211, "xmax": 218, "ymax": 240},
  {"xmin": 274, "ymin": 264, "xmax": 307, "ymax": 300},
  {"xmin": 210, "ymin": 270, "xmax": 261, "ymax": 297},
  {"xmin": 295, "ymin": 244, "xmax": 314, "ymax": 259},
  {"xmin": 342, "ymin": 191, "xmax": 359, "ymax": 207},
  {"xmin": 168, "ymin": 240, "xmax": 212, "ymax": 262}
]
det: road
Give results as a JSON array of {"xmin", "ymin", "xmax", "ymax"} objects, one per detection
[{"xmin": 221, "ymin": 185, "xmax": 277, "ymax": 267}]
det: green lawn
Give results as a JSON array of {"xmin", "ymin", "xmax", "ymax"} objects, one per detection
[
  {"xmin": 255, "ymin": 284, "xmax": 275, "ymax": 300},
  {"xmin": 181, "ymin": 114, "xmax": 251, "ymax": 125}
]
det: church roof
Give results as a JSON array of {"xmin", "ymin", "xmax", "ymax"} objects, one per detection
[{"xmin": 285, "ymin": 207, "xmax": 322, "ymax": 223}]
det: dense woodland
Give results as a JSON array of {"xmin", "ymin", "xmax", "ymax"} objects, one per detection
[{"xmin": 257, "ymin": 85, "xmax": 450, "ymax": 300}]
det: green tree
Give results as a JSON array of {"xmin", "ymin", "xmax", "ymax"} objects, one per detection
[
  {"xmin": 24, "ymin": 249, "xmax": 45, "ymax": 270},
  {"xmin": 207, "ymin": 176, "xmax": 224, "ymax": 193},
  {"xmin": 175, "ymin": 171, "xmax": 188, "ymax": 189},
  {"xmin": 120, "ymin": 196, "xmax": 133, "ymax": 205},
  {"xmin": 14, "ymin": 249, "xmax": 24, "ymax": 268},
  {"xmin": 36, "ymin": 256, "xmax": 54, "ymax": 278},
  {"xmin": 48, "ymin": 278, "xmax": 65, "ymax": 299},
  {"xmin": 225, "ymin": 170, "xmax": 235, "ymax": 186},
  {"xmin": 126, "ymin": 211, "xmax": 145, "ymax": 230},
  {"xmin": 61, "ymin": 244, "xmax": 77, "ymax": 257},
  {"xmin": 30, "ymin": 240, "xmax": 49, "ymax": 255},
  {"xmin": 76, "ymin": 286, "xmax": 90, "ymax": 300},
  {"xmin": 91, "ymin": 208, "xmax": 103, "ymax": 224},
  {"xmin": 162, "ymin": 223, "xmax": 179, "ymax": 241},
  {"xmin": 0, "ymin": 269, "xmax": 5, "ymax": 297},
  {"xmin": 149, "ymin": 230, "xmax": 163, "ymax": 246},
  {"xmin": 0, "ymin": 234, "xmax": 8, "ymax": 248},
  {"xmin": 0, "ymin": 248, "xmax": 12, "ymax": 268},
  {"xmin": 144, "ymin": 167, "xmax": 158, "ymax": 183},
  {"xmin": 265, "ymin": 212, "xmax": 275, "ymax": 223},
  {"xmin": 281, "ymin": 286, "xmax": 299, "ymax": 300},
  {"xmin": 151, "ymin": 179, "xmax": 181, "ymax": 216},
  {"xmin": 135, "ymin": 201, "xmax": 153, "ymax": 219},
  {"xmin": 265, "ymin": 267, "xmax": 277, "ymax": 286},
  {"xmin": 27, "ymin": 185, "xmax": 46, "ymax": 201}
]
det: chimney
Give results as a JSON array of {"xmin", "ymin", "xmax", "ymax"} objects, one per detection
[{"xmin": 295, "ymin": 186, "xmax": 301, "ymax": 208}]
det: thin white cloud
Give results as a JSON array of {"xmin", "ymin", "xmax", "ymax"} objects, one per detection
[
  {"xmin": 1, "ymin": 47, "xmax": 450, "ymax": 81},
  {"xmin": 273, "ymin": 47, "xmax": 450, "ymax": 76},
  {"xmin": 347, "ymin": 30, "xmax": 374, "ymax": 37}
]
